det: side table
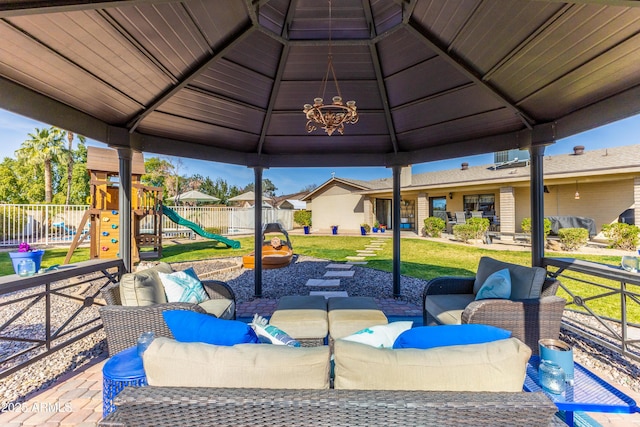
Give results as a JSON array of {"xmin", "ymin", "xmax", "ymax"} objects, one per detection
[
  {"xmin": 102, "ymin": 346, "xmax": 148, "ymax": 417},
  {"xmin": 524, "ymin": 356, "xmax": 638, "ymax": 426}
]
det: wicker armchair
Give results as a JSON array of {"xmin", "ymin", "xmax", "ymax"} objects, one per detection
[
  {"xmin": 100, "ymin": 278, "xmax": 236, "ymax": 356},
  {"xmin": 423, "ymin": 257, "xmax": 566, "ymax": 355}
]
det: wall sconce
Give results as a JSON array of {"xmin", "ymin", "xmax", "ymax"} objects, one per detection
[
  {"xmin": 574, "ymin": 181, "xmax": 580, "ymax": 200},
  {"xmin": 544, "ymin": 185, "xmax": 550, "ymax": 194},
  {"xmin": 448, "ymin": 192, "xmax": 453, "ymax": 199}
]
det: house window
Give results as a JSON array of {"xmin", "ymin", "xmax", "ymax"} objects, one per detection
[{"xmin": 463, "ymin": 194, "xmax": 495, "ymax": 215}]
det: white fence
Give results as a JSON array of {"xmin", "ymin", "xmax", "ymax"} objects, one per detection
[{"xmin": 0, "ymin": 204, "xmax": 295, "ymax": 247}]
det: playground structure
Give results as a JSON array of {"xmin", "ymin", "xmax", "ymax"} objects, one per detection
[
  {"xmin": 242, "ymin": 223, "xmax": 293, "ymax": 270},
  {"xmin": 64, "ymin": 147, "xmax": 163, "ymax": 264}
]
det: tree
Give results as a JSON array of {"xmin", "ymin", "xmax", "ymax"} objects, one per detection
[
  {"xmin": 62, "ymin": 130, "xmax": 86, "ymax": 204},
  {"xmin": 244, "ymin": 179, "xmax": 278, "ymax": 198},
  {"xmin": 300, "ymin": 183, "xmax": 318, "ymax": 193},
  {"xmin": 16, "ymin": 127, "xmax": 66, "ymax": 203}
]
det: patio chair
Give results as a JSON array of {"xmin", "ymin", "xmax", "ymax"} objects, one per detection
[
  {"xmin": 99, "ymin": 263, "xmax": 236, "ymax": 355},
  {"xmin": 422, "ymin": 256, "xmax": 565, "ymax": 355}
]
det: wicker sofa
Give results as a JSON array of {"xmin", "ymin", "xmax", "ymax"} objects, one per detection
[
  {"xmin": 99, "ymin": 337, "xmax": 559, "ymax": 426},
  {"xmin": 423, "ymin": 256, "xmax": 566, "ymax": 355},
  {"xmin": 99, "ymin": 262, "xmax": 236, "ymax": 355}
]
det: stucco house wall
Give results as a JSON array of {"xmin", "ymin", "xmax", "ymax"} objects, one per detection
[{"xmin": 310, "ymin": 182, "xmax": 365, "ymax": 232}]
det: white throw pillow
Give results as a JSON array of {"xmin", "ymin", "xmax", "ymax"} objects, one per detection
[
  {"xmin": 340, "ymin": 321, "xmax": 413, "ymax": 348},
  {"xmin": 250, "ymin": 314, "xmax": 300, "ymax": 347},
  {"xmin": 158, "ymin": 270, "xmax": 209, "ymax": 304}
]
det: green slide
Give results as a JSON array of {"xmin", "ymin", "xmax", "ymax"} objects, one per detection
[{"xmin": 162, "ymin": 206, "xmax": 241, "ymax": 249}]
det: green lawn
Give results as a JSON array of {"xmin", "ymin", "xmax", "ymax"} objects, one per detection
[{"xmin": 1, "ymin": 235, "xmax": 635, "ymax": 322}]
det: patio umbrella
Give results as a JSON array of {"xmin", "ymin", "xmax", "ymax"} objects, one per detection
[
  {"xmin": 172, "ymin": 190, "xmax": 220, "ymax": 204},
  {"xmin": 228, "ymin": 191, "xmax": 272, "ymax": 202}
]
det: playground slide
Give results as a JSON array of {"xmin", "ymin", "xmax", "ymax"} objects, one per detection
[{"xmin": 162, "ymin": 206, "xmax": 241, "ymax": 249}]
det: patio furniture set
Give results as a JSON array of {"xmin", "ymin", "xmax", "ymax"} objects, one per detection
[{"xmin": 98, "ymin": 257, "xmax": 637, "ymax": 426}]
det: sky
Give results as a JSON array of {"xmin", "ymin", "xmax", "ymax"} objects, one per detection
[{"xmin": 1, "ymin": 108, "xmax": 639, "ymax": 196}]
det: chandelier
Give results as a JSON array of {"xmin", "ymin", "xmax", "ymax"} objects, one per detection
[{"xmin": 303, "ymin": 0, "xmax": 358, "ymax": 136}]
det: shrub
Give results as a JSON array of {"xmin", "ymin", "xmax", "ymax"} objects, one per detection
[
  {"xmin": 466, "ymin": 217, "xmax": 490, "ymax": 239},
  {"xmin": 293, "ymin": 210, "xmax": 312, "ymax": 227},
  {"xmin": 452, "ymin": 224, "xmax": 476, "ymax": 244},
  {"xmin": 360, "ymin": 223, "xmax": 371, "ymax": 233},
  {"xmin": 522, "ymin": 217, "xmax": 552, "ymax": 238},
  {"xmin": 602, "ymin": 223, "xmax": 640, "ymax": 250},
  {"xmin": 558, "ymin": 228, "xmax": 589, "ymax": 251},
  {"xmin": 204, "ymin": 227, "xmax": 222, "ymax": 235},
  {"xmin": 423, "ymin": 216, "xmax": 445, "ymax": 238}
]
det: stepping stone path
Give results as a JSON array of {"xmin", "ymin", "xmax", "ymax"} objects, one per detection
[
  {"xmin": 310, "ymin": 291, "xmax": 349, "ymax": 298},
  {"xmin": 306, "ymin": 278, "xmax": 341, "ymax": 287},
  {"xmin": 326, "ymin": 263, "xmax": 353, "ymax": 269},
  {"xmin": 324, "ymin": 270, "xmax": 355, "ymax": 278},
  {"xmin": 305, "ymin": 238, "xmax": 388, "ymax": 296}
]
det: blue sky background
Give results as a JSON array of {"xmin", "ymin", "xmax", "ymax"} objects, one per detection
[{"xmin": 1, "ymin": 108, "xmax": 639, "ymax": 195}]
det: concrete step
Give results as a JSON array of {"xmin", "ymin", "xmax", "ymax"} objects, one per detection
[
  {"xmin": 325, "ymin": 263, "xmax": 353, "ymax": 269},
  {"xmin": 324, "ymin": 270, "xmax": 355, "ymax": 278},
  {"xmin": 346, "ymin": 261, "xmax": 367, "ymax": 265},
  {"xmin": 309, "ymin": 291, "xmax": 349, "ymax": 298},
  {"xmin": 305, "ymin": 278, "xmax": 341, "ymax": 287},
  {"xmin": 346, "ymin": 256, "xmax": 366, "ymax": 261}
]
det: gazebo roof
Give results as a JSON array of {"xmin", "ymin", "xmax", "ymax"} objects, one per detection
[{"xmin": 1, "ymin": 1, "xmax": 639, "ymax": 168}]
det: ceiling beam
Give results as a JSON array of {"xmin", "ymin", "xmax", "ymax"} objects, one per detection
[
  {"xmin": 255, "ymin": 0, "xmax": 297, "ymax": 155},
  {"xmin": 554, "ymin": 84, "xmax": 640, "ymax": 141},
  {"xmin": 363, "ymin": 0, "xmax": 399, "ymax": 154},
  {"xmin": 404, "ymin": 18, "xmax": 535, "ymax": 129},
  {"xmin": 0, "ymin": 75, "xmax": 109, "ymax": 143},
  {"xmin": 127, "ymin": 22, "xmax": 256, "ymax": 132},
  {"xmin": 536, "ymin": 0, "xmax": 640, "ymax": 7},
  {"xmin": 0, "ymin": 0, "xmax": 175, "ymax": 18}
]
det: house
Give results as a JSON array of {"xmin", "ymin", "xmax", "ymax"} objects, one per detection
[{"xmin": 303, "ymin": 144, "xmax": 640, "ymax": 237}]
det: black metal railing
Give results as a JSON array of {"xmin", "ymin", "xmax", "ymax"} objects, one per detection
[
  {"xmin": 0, "ymin": 259, "xmax": 124, "ymax": 379},
  {"xmin": 543, "ymin": 257, "xmax": 640, "ymax": 362}
]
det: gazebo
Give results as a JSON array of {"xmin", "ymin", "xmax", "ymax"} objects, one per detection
[{"xmin": 2, "ymin": 0, "xmax": 640, "ymax": 297}]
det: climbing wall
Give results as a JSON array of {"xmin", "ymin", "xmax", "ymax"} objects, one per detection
[{"xmin": 99, "ymin": 210, "xmax": 120, "ymax": 259}]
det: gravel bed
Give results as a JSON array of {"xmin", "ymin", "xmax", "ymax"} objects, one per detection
[{"xmin": 2, "ymin": 255, "xmax": 639, "ymax": 410}]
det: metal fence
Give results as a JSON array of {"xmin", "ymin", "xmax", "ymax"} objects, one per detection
[
  {"xmin": 543, "ymin": 257, "xmax": 640, "ymax": 362},
  {"xmin": 0, "ymin": 259, "xmax": 124, "ymax": 380},
  {"xmin": 0, "ymin": 204, "xmax": 295, "ymax": 247}
]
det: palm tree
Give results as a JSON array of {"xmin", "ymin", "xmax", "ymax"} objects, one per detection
[
  {"xmin": 16, "ymin": 127, "xmax": 66, "ymax": 203},
  {"xmin": 63, "ymin": 130, "xmax": 86, "ymax": 204}
]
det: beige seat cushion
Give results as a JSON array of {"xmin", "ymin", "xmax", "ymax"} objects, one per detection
[
  {"xmin": 333, "ymin": 338, "xmax": 531, "ymax": 392},
  {"xmin": 423, "ymin": 294, "xmax": 475, "ymax": 325},
  {"xmin": 270, "ymin": 296, "xmax": 328, "ymax": 339},
  {"xmin": 198, "ymin": 298, "xmax": 235, "ymax": 320},
  {"xmin": 119, "ymin": 262, "xmax": 173, "ymax": 306},
  {"xmin": 143, "ymin": 337, "xmax": 330, "ymax": 389},
  {"xmin": 328, "ymin": 297, "xmax": 388, "ymax": 339},
  {"xmin": 328, "ymin": 309, "xmax": 388, "ymax": 339}
]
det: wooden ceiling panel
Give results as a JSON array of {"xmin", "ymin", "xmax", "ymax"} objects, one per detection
[
  {"xmin": 0, "ymin": 21, "xmax": 141, "ymax": 122},
  {"xmin": 138, "ymin": 111, "xmax": 258, "ymax": 152},
  {"xmin": 192, "ymin": 59, "xmax": 273, "ymax": 108},
  {"xmin": 267, "ymin": 111, "xmax": 390, "ymax": 136},
  {"xmin": 6, "ymin": 10, "xmax": 173, "ymax": 106},
  {"xmin": 106, "ymin": 2, "xmax": 211, "ymax": 79},
  {"xmin": 158, "ymin": 88, "xmax": 265, "ymax": 134},
  {"xmin": 384, "ymin": 57, "xmax": 471, "ymax": 108},
  {"xmin": 392, "ymin": 85, "xmax": 507, "ymax": 133},
  {"xmin": 275, "ymin": 80, "xmax": 384, "ymax": 110}
]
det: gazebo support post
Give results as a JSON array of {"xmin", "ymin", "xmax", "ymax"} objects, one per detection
[
  {"xmin": 392, "ymin": 165, "xmax": 402, "ymax": 298},
  {"xmin": 254, "ymin": 167, "xmax": 263, "ymax": 298},
  {"xmin": 530, "ymin": 144, "xmax": 546, "ymax": 268},
  {"xmin": 116, "ymin": 144, "xmax": 133, "ymax": 273}
]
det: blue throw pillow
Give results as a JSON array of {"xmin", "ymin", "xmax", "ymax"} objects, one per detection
[
  {"xmin": 163, "ymin": 310, "xmax": 259, "ymax": 346},
  {"xmin": 475, "ymin": 268, "xmax": 511, "ymax": 300},
  {"xmin": 392, "ymin": 324, "xmax": 511, "ymax": 350}
]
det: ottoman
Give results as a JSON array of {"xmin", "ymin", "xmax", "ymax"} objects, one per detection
[
  {"xmin": 327, "ymin": 297, "xmax": 388, "ymax": 340},
  {"xmin": 269, "ymin": 295, "xmax": 328, "ymax": 346}
]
